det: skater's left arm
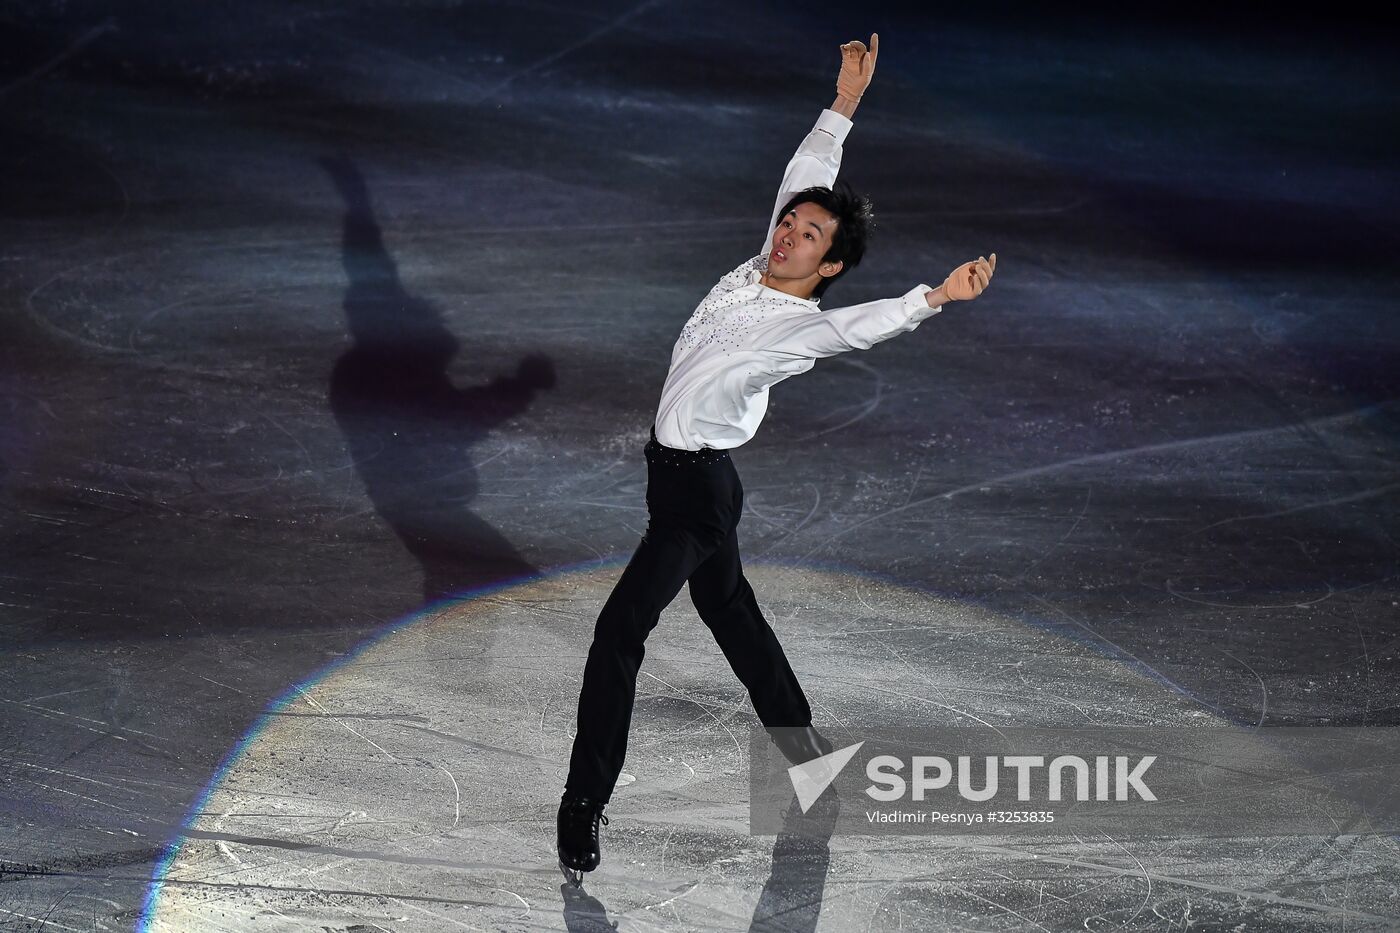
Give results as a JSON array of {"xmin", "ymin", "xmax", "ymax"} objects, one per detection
[
  {"xmin": 748, "ymin": 286, "xmax": 939, "ymax": 360},
  {"xmin": 749, "ymin": 254, "xmax": 998, "ymax": 360}
]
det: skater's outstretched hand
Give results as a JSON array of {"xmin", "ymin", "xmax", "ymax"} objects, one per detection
[
  {"xmin": 940, "ymin": 253, "xmax": 997, "ymax": 302},
  {"xmin": 836, "ymin": 33, "xmax": 878, "ymax": 103}
]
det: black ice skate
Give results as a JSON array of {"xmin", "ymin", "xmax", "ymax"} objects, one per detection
[
  {"xmin": 557, "ymin": 792, "xmax": 608, "ymax": 886},
  {"xmin": 767, "ymin": 725, "xmax": 834, "ymax": 766}
]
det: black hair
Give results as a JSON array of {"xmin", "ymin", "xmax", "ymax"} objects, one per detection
[{"xmin": 773, "ymin": 178, "xmax": 874, "ymax": 300}]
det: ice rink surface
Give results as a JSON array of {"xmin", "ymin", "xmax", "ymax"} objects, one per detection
[{"xmin": 2, "ymin": 2, "xmax": 1397, "ymax": 929}]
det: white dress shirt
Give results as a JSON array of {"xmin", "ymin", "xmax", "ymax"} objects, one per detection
[{"xmin": 653, "ymin": 108, "xmax": 943, "ymax": 451}]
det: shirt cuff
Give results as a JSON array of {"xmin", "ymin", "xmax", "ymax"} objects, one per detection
[
  {"xmin": 903, "ymin": 283, "xmax": 942, "ymax": 322},
  {"xmin": 813, "ymin": 108, "xmax": 854, "ymax": 145}
]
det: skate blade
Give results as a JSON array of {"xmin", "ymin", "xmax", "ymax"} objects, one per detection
[{"xmin": 559, "ymin": 861, "xmax": 586, "ymax": 887}]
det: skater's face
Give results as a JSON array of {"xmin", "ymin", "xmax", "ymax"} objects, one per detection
[{"xmin": 768, "ymin": 202, "xmax": 843, "ymax": 288}]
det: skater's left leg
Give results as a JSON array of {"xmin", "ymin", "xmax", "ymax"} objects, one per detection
[{"xmin": 687, "ymin": 479, "xmax": 812, "ymax": 728}]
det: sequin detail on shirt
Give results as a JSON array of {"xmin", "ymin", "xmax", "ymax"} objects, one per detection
[{"xmin": 676, "ymin": 254, "xmax": 807, "ymax": 353}]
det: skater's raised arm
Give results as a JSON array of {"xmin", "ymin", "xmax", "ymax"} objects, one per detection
[
  {"xmin": 832, "ymin": 33, "xmax": 877, "ymax": 121},
  {"xmin": 759, "ymin": 35, "xmax": 879, "ymax": 259}
]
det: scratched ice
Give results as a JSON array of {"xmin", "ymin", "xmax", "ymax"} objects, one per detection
[{"xmin": 144, "ymin": 569, "xmax": 1398, "ymax": 931}]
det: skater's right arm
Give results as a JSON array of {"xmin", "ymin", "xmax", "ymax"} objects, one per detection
[
  {"xmin": 758, "ymin": 35, "xmax": 878, "ymax": 259},
  {"xmin": 758, "ymin": 112, "xmax": 851, "ymax": 261}
]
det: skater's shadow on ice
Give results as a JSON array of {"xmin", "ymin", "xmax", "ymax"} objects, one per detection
[
  {"xmin": 750, "ymin": 790, "xmax": 839, "ymax": 933},
  {"xmin": 561, "ymin": 879, "xmax": 618, "ymax": 932},
  {"xmin": 555, "ymin": 790, "xmax": 837, "ymax": 932},
  {"xmin": 319, "ymin": 154, "xmax": 555, "ymax": 604}
]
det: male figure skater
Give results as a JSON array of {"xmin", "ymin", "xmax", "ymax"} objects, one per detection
[{"xmin": 558, "ymin": 33, "xmax": 997, "ymax": 880}]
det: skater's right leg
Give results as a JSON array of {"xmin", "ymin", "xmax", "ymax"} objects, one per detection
[
  {"xmin": 564, "ymin": 519, "xmax": 718, "ymax": 803},
  {"xmin": 559, "ymin": 435, "xmax": 737, "ymax": 879},
  {"xmin": 564, "ymin": 438, "xmax": 738, "ymax": 804},
  {"xmin": 561, "ymin": 520, "xmax": 710, "ymax": 880}
]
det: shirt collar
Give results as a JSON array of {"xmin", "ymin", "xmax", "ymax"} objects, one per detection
[{"xmin": 746, "ymin": 256, "xmax": 821, "ymax": 307}]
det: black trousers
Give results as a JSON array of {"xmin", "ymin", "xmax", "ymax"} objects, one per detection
[{"xmin": 565, "ymin": 429, "xmax": 813, "ymax": 803}]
